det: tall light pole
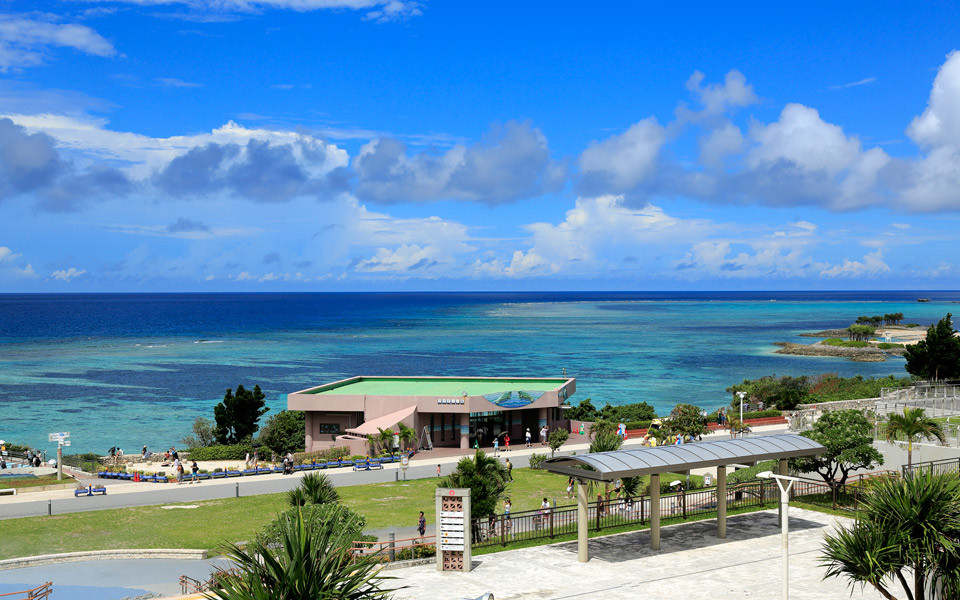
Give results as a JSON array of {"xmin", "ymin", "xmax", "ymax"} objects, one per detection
[
  {"xmin": 737, "ymin": 391, "xmax": 746, "ymax": 438},
  {"xmin": 758, "ymin": 470, "xmax": 803, "ymax": 600}
]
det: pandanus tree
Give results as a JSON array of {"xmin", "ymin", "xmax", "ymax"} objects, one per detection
[
  {"xmin": 821, "ymin": 472, "xmax": 960, "ymax": 600},
  {"xmin": 885, "ymin": 407, "xmax": 946, "ymax": 470},
  {"xmin": 214, "ymin": 507, "xmax": 392, "ymax": 600}
]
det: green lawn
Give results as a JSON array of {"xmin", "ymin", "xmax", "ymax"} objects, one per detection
[
  {"xmin": 0, "ymin": 468, "xmax": 570, "ymax": 559},
  {"xmin": 339, "ymin": 468, "xmax": 569, "ymax": 529},
  {"xmin": 0, "ymin": 474, "xmax": 77, "ymax": 490}
]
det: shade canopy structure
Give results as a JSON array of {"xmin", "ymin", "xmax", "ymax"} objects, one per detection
[
  {"xmin": 543, "ymin": 434, "xmax": 825, "ymax": 482},
  {"xmin": 344, "ymin": 405, "xmax": 417, "ymax": 436},
  {"xmin": 542, "ymin": 434, "xmax": 826, "ymax": 562}
]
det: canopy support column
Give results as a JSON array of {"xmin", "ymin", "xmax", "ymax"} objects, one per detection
[
  {"xmin": 717, "ymin": 465, "xmax": 727, "ymax": 539},
  {"xmin": 650, "ymin": 473, "xmax": 660, "ymax": 550},
  {"xmin": 577, "ymin": 479, "xmax": 589, "ymax": 562}
]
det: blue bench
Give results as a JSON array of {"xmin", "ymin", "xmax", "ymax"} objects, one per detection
[
  {"xmin": 74, "ymin": 486, "xmax": 107, "ymax": 497},
  {"xmin": 353, "ymin": 459, "xmax": 384, "ymax": 471}
]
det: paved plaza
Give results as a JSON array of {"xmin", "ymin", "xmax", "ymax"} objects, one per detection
[{"xmin": 389, "ymin": 508, "xmax": 884, "ymax": 600}]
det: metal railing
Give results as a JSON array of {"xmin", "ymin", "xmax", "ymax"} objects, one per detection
[
  {"xmin": 0, "ymin": 582, "xmax": 52, "ymax": 600},
  {"xmin": 179, "ymin": 570, "xmax": 238, "ymax": 594},
  {"xmin": 350, "ymin": 535, "xmax": 436, "ymax": 562},
  {"xmin": 471, "ymin": 480, "xmax": 781, "ymax": 550},
  {"xmin": 902, "ymin": 457, "xmax": 960, "ymax": 478}
]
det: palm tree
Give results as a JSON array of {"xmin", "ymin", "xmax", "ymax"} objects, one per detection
[
  {"xmin": 287, "ymin": 472, "xmax": 339, "ymax": 507},
  {"xmin": 588, "ymin": 429, "xmax": 623, "ymax": 454},
  {"xmin": 212, "ymin": 507, "xmax": 392, "ymax": 600},
  {"xmin": 439, "ymin": 450, "xmax": 508, "ymax": 517},
  {"xmin": 588, "ymin": 430, "xmax": 623, "ymax": 502},
  {"xmin": 376, "ymin": 428, "xmax": 396, "ymax": 456},
  {"xmin": 821, "ymin": 472, "xmax": 960, "ymax": 600},
  {"xmin": 397, "ymin": 423, "xmax": 417, "ymax": 452},
  {"xmin": 885, "ymin": 407, "xmax": 946, "ymax": 469}
]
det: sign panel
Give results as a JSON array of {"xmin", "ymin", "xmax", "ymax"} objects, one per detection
[{"xmin": 441, "ymin": 544, "xmax": 465, "ymax": 551}]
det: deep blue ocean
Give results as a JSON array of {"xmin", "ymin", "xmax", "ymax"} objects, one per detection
[{"xmin": 2, "ymin": 291, "xmax": 958, "ymax": 454}]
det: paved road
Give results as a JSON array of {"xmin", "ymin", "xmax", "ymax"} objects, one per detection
[{"xmin": 0, "ymin": 449, "xmax": 540, "ymax": 520}]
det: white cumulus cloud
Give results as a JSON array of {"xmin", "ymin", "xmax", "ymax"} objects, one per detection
[
  {"xmin": 50, "ymin": 267, "xmax": 86, "ymax": 281},
  {"xmin": 0, "ymin": 16, "xmax": 116, "ymax": 71},
  {"xmin": 820, "ymin": 250, "xmax": 890, "ymax": 277}
]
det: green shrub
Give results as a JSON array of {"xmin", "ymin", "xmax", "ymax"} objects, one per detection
[
  {"xmin": 257, "ymin": 410, "xmax": 305, "ymax": 456},
  {"xmin": 727, "ymin": 460, "xmax": 778, "ymax": 484},
  {"xmin": 256, "ymin": 503, "xmax": 365, "ymax": 549},
  {"xmin": 185, "ymin": 443, "xmax": 253, "ymax": 461},
  {"xmin": 295, "ymin": 447, "xmax": 350, "ymax": 463},
  {"xmin": 528, "ymin": 453, "xmax": 547, "ymax": 469},
  {"xmin": 394, "ymin": 544, "xmax": 436, "ymax": 560},
  {"xmin": 877, "ymin": 342, "xmax": 904, "ymax": 349},
  {"xmin": 823, "ymin": 338, "xmax": 869, "ymax": 348}
]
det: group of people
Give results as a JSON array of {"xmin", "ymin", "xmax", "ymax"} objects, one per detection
[
  {"xmin": 171, "ymin": 455, "xmax": 200, "ymax": 484},
  {"xmin": 0, "ymin": 447, "xmax": 43, "ymax": 469}
]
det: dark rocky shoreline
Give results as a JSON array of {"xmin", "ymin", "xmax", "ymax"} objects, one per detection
[{"xmin": 774, "ymin": 341, "xmax": 906, "ymax": 362}]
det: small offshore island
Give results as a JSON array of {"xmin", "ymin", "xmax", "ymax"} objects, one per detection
[{"xmin": 775, "ymin": 313, "xmax": 928, "ymax": 362}]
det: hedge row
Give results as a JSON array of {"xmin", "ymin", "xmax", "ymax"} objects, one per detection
[
  {"xmin": 623, "ymin": 409, "xmax": 782, "ymax": 431},
  {"xmin": 184, "ymin": 443, "xmax": 255, "ymax": 461}
]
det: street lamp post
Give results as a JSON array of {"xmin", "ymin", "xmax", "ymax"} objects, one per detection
[
  {"xmin": 757, "ymin": 470, "xmax": 803, "ymax": 600},
  {"xmin": 737, "ymin": 391, "xmax": 746, "ymax": 438}
]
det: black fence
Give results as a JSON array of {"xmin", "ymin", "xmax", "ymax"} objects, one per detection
[
  {"xmin": 472, "ymin": 480, "xmax": 783, "ymax": 550},
  {"xmin": 902, "ymin": 457, "xmax": 960, "ymax": 478}
]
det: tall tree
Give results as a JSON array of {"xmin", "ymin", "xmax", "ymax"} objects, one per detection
[
  {"xmin": 791, "ymin": 409, "xmax": 883, "ymax": 491},
  {"xmin": 214, "ymin": 384, "xmax": 269, "ymax": 445},
  {"xmin": 665, "ymin": 403, "xmax": 709, "ymax": 439},
  {"xmin": 904, "ymin": 313, "xmax": 960, "ymax": 381},
  {"xmin": 258, "ymin": 410, "xmax": 305, "ymax": 456},
  {"xmin": 548, "ymin": 428, "xmax": 569, "ymax": 457},
  {"xmin": 885, "ymin": 407, "xmax": 947, "ymax": 469},
  {"xmin": 821, "ymin": 472, "xmax": 960, "ymax": 600}
]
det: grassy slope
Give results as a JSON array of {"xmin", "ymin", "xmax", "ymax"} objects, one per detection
[
  {"xmin": 0, "ymin": 468, "xmax": 570, "ymax": 559},
  {"xmin": 0, "ymin": 474, "xmax": 77, "ymax": 490}
]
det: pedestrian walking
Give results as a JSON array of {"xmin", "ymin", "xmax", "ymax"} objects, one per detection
[
  {"xmin": 566, "ymin": 476, "xmax": 574, "ymax": 499},
  {"xmin": 437, "ymin": 464, "xmax": 441, "ymax": 479},
  {"xmin": 417, "ymin": 511, "xmax": 426, "ymax": 539},
  {"xmin": 525, "ymin": 428, "xmax": 532, "ymax": 448},
  {"xmin": 493, "ymin": 436, "xmax": 499, "ymax": 456},
  {"xmin": 175, "ymin": 459, "xmax": 184, "ymax": 485},
  {"xmin": 190, "ymin": 460, "xmax": 199, "ymax": 484},
  {"xmin": 505, "ymin": 458, "xmax": 513, "ymax": 482},
  {"xmin": 504, "ymin": 433, "xmax": 510, "ymax": 452},
  {"xmin": 503, "ymin": 498, "xmax": 512, "ymax": 535}
]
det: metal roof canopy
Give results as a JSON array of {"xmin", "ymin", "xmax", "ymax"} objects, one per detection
[{"xmin": 543, "ymin": 434, "xmax": 825, "ymax": 482}]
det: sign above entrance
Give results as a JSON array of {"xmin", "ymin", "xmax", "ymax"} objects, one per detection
[{"xmin": 483, "ymin": 390, "xmax": 546, "ymax": 409}]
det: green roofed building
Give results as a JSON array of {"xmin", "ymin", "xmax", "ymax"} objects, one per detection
[{"xmin": 288, "ymin": 376, "xmax": 576, "ymax": 452}]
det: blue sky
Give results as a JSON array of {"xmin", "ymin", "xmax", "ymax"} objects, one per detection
[{"xmin": 1, "ymin": 1, "xmax": 960, "ymax": 291}]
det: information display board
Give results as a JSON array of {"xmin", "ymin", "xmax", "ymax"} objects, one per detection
[{"xmin": 435, "ymin": 488, "xmax": 471, "ymax": 572}]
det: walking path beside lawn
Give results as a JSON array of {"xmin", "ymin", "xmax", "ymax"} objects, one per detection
[{"xmin": 0, "ymin": 424, "xmax": 789, "ymax": 521}]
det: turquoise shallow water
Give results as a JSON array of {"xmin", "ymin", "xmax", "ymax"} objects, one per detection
[{"xmin": 1, "ymin": 292, "xmax": 957, "ymax": 454}]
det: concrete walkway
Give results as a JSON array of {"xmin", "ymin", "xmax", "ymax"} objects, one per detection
[
  {"xmin": 0, "ymin": 425, "xmax": 790, "ymax": 520},
  {"xmin": 389, "ymin": 508, "xmax": 883, "ymax": 600}
]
